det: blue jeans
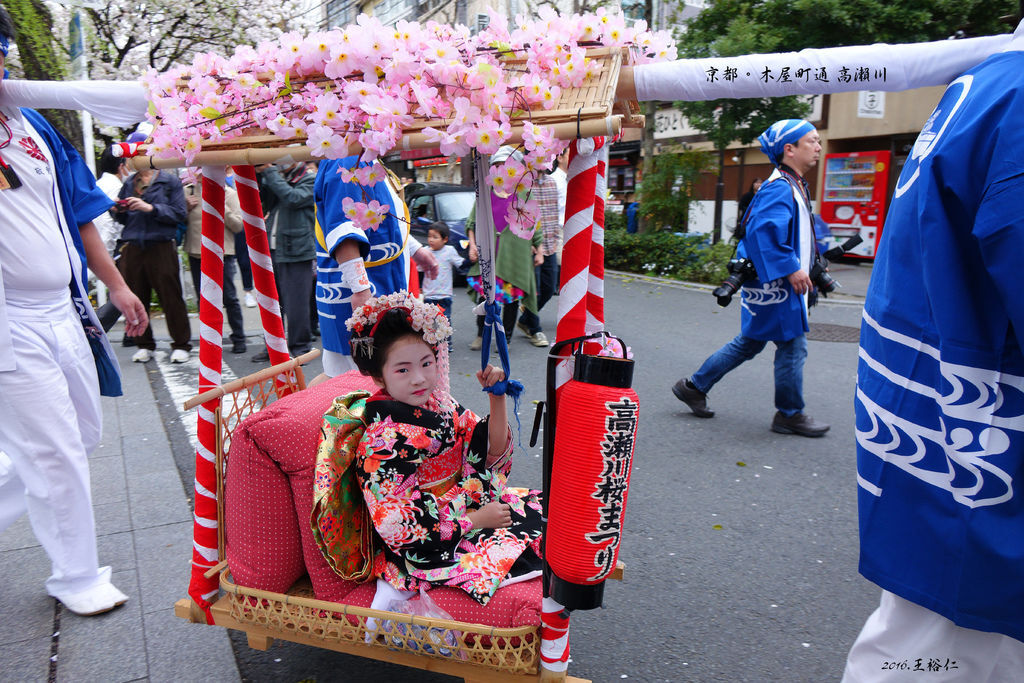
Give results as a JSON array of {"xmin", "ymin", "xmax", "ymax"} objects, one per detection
[{"xmin": 690, "ymin": 333, "xmax": 807, "ymax": 416}]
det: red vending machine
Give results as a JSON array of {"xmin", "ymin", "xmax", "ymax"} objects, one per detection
[{"xmin": 819, "ymin": 151, "xmax": 891, "ymax": 259}]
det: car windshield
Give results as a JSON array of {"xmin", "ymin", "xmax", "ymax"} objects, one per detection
[{"xmin": 435, "ymin": 191, "xmax": 475, "ymax": 223}]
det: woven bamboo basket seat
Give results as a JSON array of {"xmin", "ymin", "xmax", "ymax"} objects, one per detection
[{"xmin": 216, "ymin": 569, "xmax": 540, "ymax": 674}]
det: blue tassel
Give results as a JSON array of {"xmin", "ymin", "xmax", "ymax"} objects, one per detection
[{"xmin": 484, "ymin": 378, "xmax": 525, "ymax": 453}]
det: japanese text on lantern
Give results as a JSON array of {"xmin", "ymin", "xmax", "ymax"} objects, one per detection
[
  {"xmin": 704, "ymin": 65, "xmax": 887, "ymax": 84},
  {"xmin": 585, "ymin": 397, "xmax": 638, "ymax": 582}
]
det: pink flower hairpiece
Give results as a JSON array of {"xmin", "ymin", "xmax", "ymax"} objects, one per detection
[{"xmin": 346, "ymin": 291, "xmax": 453, "ymax": 356}]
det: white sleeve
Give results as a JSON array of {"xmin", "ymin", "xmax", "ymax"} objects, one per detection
[
  {"xmin": 0, "ymin": 80, "xmax": 149, "ymax": 127},
  {"xmin": 633, "ymin": 34, "xmax": 1013, "ymax": 102}
]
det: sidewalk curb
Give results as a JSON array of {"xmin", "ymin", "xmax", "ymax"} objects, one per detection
[{"xmin": 605, "ymin": 269, "xmax": 867, "ymax": 307}]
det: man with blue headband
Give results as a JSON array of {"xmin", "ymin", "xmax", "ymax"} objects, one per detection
[
  {"xmin": 672, "ymin": 118, "xmax": 829, "ymax": 437},
  {"xmin": 0, "ymin": 4, "xmax": 146, "ymax": 616}
]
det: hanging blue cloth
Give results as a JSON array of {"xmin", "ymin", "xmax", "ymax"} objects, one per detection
[
  {"xmin": 471, "ymin": 151, "xmax": 525, "ymax": 444},
  {"xmin": 856, "ymin": 51, "xmax": 1024, "ymax": 642},
  {"xmin": 480, "ymin": 299, "xmax": 524, "ymax": 401}
]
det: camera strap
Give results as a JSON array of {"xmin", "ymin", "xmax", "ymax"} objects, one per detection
[
  {"xmin": 733, "ymin": 204, "xmax": 751, "ymax": 244},
  {"xmin": 775, "ymin": 167, "xmax": 827, "ymax": 308},
  {"xmin": 777, "ymin": 167, "xmax": 813, "ymax": 217},
  {"xmin": 776, "ymin": 166, "xmax": 821, "ymax": 259}
]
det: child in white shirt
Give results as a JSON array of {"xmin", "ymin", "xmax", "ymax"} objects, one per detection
[{"xmin": 421, "ymin": 221, "xmax": 466, "ymax": 339}]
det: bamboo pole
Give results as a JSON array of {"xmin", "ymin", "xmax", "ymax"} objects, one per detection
[
  {"xmin": 129, "ymin": 115, "xmax": 624, "ymax": 171},
  {"xmin": 182, "ymin": 349, "xmax": 321, "ymax": 411},
  {"xmin": 129, "ymin": 144, "xmax": 317, "ymax": 172}
]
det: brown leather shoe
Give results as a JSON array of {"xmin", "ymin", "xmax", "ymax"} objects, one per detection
[
  {"xmin": 672, "ymin": 379, "xmax": 715, "ymax": 418},
  {"xmin": 771, "ymin": 411, "xmax": 830, "ymax": 437}
]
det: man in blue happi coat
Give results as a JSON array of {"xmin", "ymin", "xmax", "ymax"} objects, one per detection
[
  {"xmin": 843, "ymin": 21, "xmax": 1024, "ymax": 680},
  {"xmin": 672, "ymin": 119, "xmax": 830, "ymax": 437}
]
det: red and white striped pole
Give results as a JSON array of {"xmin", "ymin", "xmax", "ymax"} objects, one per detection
[
  {"xmin": 555, "ymin": 138, "xmax": 599, "ymax": 348},
  {"xmin": 585, "ymin": 142, "xmax": 609, "ymax": 337},
  {"xmin": 540, "ymin": 597, "xmax": 572, "ymax": 675},
  {"xmin": 187, "ymin": 165, "xmax": 227, "ymax": 621},
  {"xmin": 187, "ymin": 165, "xmax": 293, "ymax": 621},
  {"xmin": 554, "ymin": 136, "xmax": 609, "ymax": 388},
  {"xmin": 231, "ymin": 165, "xmax": 290, "ymax": 368}
]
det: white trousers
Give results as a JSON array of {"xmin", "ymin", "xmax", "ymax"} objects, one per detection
[
  {"xmin": 843, "ymin": 590, "xmax": 1024, "ymax": 682},
  {"xmin": 0, "ymin": 294, "xmax": 109, "ymax": 597}
]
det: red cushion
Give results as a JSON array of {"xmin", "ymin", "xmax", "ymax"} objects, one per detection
[
  {"xmin": 223, "ymin": 423, "xmax": 304, "ymax": 592},
  {"xmin": 429, "ymin": 578, "xmax": 542, "ymax": 628},
  {"xmin": 225, "ymin": 370, "xmax": 376, "ymax": 600}
]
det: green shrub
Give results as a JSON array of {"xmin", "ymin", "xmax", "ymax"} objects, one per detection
[
  {"xmin": 636, "ymin": 149, "xmax": 716, "ymax": 232},
  {"xmin": 604, "ymin": 221, "xmax": 734, "ymax": 285},
  {"xmin": 604, "ymin": 207, "xmax": 626, "ymax": 232}
]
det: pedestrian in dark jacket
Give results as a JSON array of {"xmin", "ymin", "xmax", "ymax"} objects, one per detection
[
  {"xmin": 256, "ymin": 162, "xmax": 316, "ymax": 359},
  {"xmin": 114, "ymin": 169, "xmax": 191, "ymax": 363}
]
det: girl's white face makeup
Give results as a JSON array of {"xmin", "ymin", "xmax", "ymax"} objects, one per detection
[{"xmin": 377, "ymin": 335, "xmax": 438, "ymax": 407}]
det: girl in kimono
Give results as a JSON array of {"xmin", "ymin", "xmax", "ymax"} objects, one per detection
[{"xmin": 346, "ymin": 292, "xmax": 543, "ymax": 605}]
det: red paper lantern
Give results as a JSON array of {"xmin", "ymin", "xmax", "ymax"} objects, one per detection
[{"xmin": 546, "ymin": 350, "xmax": 638, "ymax": 610}]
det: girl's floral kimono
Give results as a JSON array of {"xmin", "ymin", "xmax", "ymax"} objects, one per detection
[{"xmin": 356, "ymin": 390, "xmax": 543, "ymax": 604}]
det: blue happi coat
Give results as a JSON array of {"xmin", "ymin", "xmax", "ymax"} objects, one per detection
[
  {"xmin": 0, "ymin": 109, "xmax": 121, "ymax": 395},
  {"xmin": 314, "ymin": 157, "xmax": 411, "ymax": 355},
  {"xmin": 737, "ymin": 169, "xmax": 813, "ymax": 341},
  {"xmin": 856, "ymin": 48, "xmax": 1024, "ymax": 641}
]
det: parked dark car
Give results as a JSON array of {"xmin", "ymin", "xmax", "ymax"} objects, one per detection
[{"xmin": 404, "ymin": 182, "xmax": 475, "ymax": 280}]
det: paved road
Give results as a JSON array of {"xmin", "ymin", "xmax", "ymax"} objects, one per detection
[{"xmin": 148, "ymin": 267, "xmax": 878, "ymax": 682}]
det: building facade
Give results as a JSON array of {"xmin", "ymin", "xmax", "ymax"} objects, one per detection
[{"xmin": 655, "ymin": 86, "xmax": 945, "ymax": 240}]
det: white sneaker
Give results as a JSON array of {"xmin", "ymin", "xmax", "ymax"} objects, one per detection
[
  {"xmin": 54, "ymin": 582, "xmax": 129, "ymax": 616},
  {"xmin": 131, "ymin": 348, "xmax": 151, "ymax": 363},
  {"xmin": 469, "ymin": 336, "xmax": 482, "ymax": 351},
  {"xmin": 170, "ymin": 349, "xmax": 190, "ymax": 363},
  {"xmin": 244, "ymin": 291, "xmax": 257, "ymax": 308}
]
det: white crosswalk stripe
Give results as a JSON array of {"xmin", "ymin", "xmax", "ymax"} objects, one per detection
[{"xmin": 152, "ymin": 350, "xmax": 239, "ymax": 451}]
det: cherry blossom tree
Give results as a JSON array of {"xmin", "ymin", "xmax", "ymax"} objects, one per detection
[{"xmin": 48, "ymin": 0, "xmax": 316, "ymax": 80}]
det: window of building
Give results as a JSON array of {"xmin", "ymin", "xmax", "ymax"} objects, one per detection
[
  {"xmin": 374, "ymin": 0, "xmax": 415, "ymax": 27},
  {"xmin": 324, "ymin": 0, "xmax": 358, "ymax": 29},
  {"xmin": 608, "ymin": 163, "xmax": 635, "ymax": 194}
]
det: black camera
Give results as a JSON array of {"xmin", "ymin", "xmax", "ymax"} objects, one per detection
[
  {"xmin": 713, "ymin": 257, "xmax": 758, "ymax": 307},
  {"xmin": 809, "ymin": 256, "xmax": 838, "ymax": 295}
]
